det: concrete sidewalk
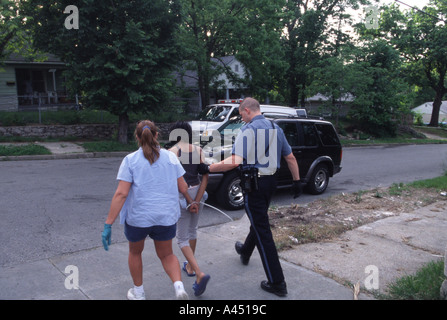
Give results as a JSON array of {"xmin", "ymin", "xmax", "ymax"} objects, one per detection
[
  {"xmin": 1, "ymin": 202, "xmax": 445, "ymax": 300},
  {"xmin": 0, "ymin": 215, "xmax": 356, "ymax": 300},
  {"xmin": 280, "ymin": 202, "xmax": 447, "ymax": 294}
]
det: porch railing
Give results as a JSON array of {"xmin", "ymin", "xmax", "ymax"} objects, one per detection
[{"xmin": 17, "ymin": 92, "xmax": 81, "ymax": 110}]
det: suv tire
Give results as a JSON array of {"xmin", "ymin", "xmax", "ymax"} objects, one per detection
[
  {"xmin": 216, "ymin": 170, "xmax": 244, "ymax": 210},
  {"xmin": 306, "ymin": 163, "xmax": 329, "ymax": 195}
]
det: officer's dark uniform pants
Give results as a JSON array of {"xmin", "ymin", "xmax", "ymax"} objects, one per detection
[{"xmin": 240, "ymin": 175, "xmax": 285, "ymax": 284}]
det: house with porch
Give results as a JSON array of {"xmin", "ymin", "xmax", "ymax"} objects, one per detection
[
  {"xmin": 1, "ymin": 54, "xmax": 246, "ymax": 113},
  {"xmin": 0, "ymin": 53, "xmax": 78, "ymax": 112}
]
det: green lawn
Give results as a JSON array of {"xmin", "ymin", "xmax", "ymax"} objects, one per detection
[{"xmin": 0, "ymin": 144, "xmax": 51, "ymax": 156}]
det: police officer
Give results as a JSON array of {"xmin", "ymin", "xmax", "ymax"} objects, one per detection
[{"xmin": 202, "ymin": 97, "xmax": 302, "ymax": 297}]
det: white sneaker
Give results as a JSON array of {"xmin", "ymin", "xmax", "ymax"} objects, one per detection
[
  {"xmin": 175, "ymin": 288, "xmax": 189, "ymax": 300},
  {"xmin": 127, "ymin": 288, "xmax": 146, "ymax": 300}
]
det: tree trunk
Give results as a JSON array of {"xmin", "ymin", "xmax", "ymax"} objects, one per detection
[
  {"xmin": 197, "ymin": 63, "xmax": 210, "ymax": 110},
  {"xmin": 429, "ymin": 92, "xmax": 443, "ymax": 127},
  {"xmin": 288, "ymin": 75, "xmax": 299, "ymax": 108},
  {"xmin": 300, "ymin": 87, "xmax": 306, "ymax": 108},
  {"xmin": 428, "ymin": 66, "xmax": 446, "ymax": 127},
  {"xmin": 118, "ymin": 113, "xmax": 129, "ymax": 144}
]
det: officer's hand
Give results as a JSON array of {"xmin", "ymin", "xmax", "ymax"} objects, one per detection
[
  {"xmin": 102, "ymin": 223, "xmax": 112, "ymax": 251},
  {"xmin": 197, "ymin": 163, "xmax": 210, "ymax": 175},
  {"xmin": 292, "ymin": 180, "xmax": 303, "ymax": 198}
]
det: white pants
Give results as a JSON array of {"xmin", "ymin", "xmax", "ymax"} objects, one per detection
[{"xmin": 177, "ymin": 185, "xmax": 206, "ymax": 248}]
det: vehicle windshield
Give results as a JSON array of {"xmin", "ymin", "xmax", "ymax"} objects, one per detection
[
  {"xmin": 218, "ymin": 116, "xmax": 245, "ymax": 135},
  {"xmin": 198, "ymin": 105, "xmax": 233, "ymax": 122}
]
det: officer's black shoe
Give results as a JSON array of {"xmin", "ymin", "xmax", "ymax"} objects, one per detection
[
  {"xmin": 260, "ymin": 280, "xmax": 288, "ymax": 297},
  {"xmin": 234, "ymin": 241, "xmax": 250, "ymax": 265}
]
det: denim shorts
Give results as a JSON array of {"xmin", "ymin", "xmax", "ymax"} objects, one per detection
[{"xmin": 124, "ymin": 221, "xmax": 177, "ymax": 242}]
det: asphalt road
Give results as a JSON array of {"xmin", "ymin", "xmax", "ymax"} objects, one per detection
[{"xmin": 1, "ymin": 144, "xmax": 447, "ymax": 268}]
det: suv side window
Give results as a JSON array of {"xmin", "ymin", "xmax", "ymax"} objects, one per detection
[
  {"xmin": 301, "ymin": 122, "xmax": 318, "ymax": 147},
  {"xmin": 315, "ymin": 123, "xmax": 339, "ymax": 146},
  {"xmin": 278, "ymin": 122, "xmax": 299, "ymax": 147}
]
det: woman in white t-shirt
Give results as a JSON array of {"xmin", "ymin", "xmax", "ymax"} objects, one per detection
[{"xmin": 101, "ymin": 120, "xmax": 198, "ymax": 300}]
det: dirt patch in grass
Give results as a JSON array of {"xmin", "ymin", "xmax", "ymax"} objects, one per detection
[{"xmin": 270, "ymin": 185, "xmax": 445, "ymax": 251}]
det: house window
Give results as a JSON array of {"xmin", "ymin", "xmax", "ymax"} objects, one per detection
[
  {"xmin": 234, "ymin": 64, "xmax": 239, "ymax": 72},
  {"xmin": 16, "ymin": 69, "xmax": 46, "ymax": 95},
  {"xmin": 31, "ymin": 70, "xmax": 46, "ymax": 93}
]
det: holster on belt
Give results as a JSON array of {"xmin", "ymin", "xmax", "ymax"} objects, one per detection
[{"xmin": 239, "ymin": 166, "xmax": 259, "ymax": 193}]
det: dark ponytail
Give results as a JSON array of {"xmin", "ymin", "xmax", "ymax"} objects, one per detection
[{"xmin": 135, "ymin": 120, "xmax": 160, "ymax": 164}]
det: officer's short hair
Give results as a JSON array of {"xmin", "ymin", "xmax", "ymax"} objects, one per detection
[{"xmin": 240, "ymin": 97, "xmax": 260, "ymax": 112}]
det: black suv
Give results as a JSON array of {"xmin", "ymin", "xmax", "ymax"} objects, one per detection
[{"xmin": 202, "ymin": 115, "xmax": 343, "ymax": 210}]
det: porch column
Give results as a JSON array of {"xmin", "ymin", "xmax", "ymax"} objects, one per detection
[{"xmin": 49, "ymin": 69, "xmax": 58, "ymax": 103}]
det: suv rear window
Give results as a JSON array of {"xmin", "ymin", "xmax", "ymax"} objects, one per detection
[
  {"xmin": 315, "ymin": 123, "xmax": 340, "ymax": 146},
  {"xmin": 278, "ymin": 121, "xmax": 318, "ymax": 147},
  {"xmin": 301, "ymin": 122, "xmax": 318, "ymax": 147}
]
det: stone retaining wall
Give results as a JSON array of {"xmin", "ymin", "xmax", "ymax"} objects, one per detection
[
  {"xmin": 0, "ymin": 124, "xmax": 118, "ymax": 139},
  {"xmin": 0, "ymin": 122, "xmax": 175, "ymax": 140}
]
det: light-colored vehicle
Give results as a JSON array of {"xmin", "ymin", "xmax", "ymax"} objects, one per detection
[{"xmin": 191, "ymin": 99, "xmax": 306, "ymax": 136}]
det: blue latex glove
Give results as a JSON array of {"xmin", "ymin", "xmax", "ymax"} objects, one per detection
[{"xmin": 102, "ymin": 223, "xmax": 112, "ymax": 251}]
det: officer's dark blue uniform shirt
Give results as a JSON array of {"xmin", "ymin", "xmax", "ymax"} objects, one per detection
[{"xmin": 232, "ymin": 115, "xmax": 292, "ymax": 175}]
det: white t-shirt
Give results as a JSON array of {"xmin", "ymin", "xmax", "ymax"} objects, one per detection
[{"xmin": 117, "ymin": 148, "xmax": 185, "ymax": 227}]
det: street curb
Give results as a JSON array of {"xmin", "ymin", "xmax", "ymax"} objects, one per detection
[{"xmin": 2, "ymin": 141, "xmax": 446, "ymax": 161}]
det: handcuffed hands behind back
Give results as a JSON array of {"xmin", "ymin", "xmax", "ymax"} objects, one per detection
[{"xmin": 187, "ymin": 202, "xmax": 199, "ymax": 214}]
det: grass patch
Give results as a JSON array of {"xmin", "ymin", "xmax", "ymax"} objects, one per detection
[
  {"xmin": 383, "ymin": 260, "xmax": 445, "ymax": 300},
  {"xmin": 0, "ymin": 144, "xmax": 51, "ymax": 156},
  {"xmin": 82, "ymin": 140, "xmax": 138, "ymax": 153},
  {"xmin": 409, "ymin": 175, "xmax": 447, "ymax": 190},
  {"xmin": 340, "ymin": 138, "xmax": 447, "ymax": 146},
  {"xmin": 416, "ymin": 126, "xmax": 447, "ymax": 139},
  {"xmin": 0, "ymin": 136, "xmax": 81, "ymax": 143}
]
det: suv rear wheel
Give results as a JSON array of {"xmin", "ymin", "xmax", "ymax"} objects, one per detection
[
  {"xmin": 216, "ymin": 170, "xmax": 244, "ymax": 210},
  {"xmin": 306, "ymin": 163, "xmax": 329, "ymax": 195}
]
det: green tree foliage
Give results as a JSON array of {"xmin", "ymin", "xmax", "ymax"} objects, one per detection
[
  {"xmin": 378, "ymin": 1, "xmax": 447, "ymax": 127},
  {"xmin": 346, "ymin": 40, "xmax": 407, "ymax": 137},
  {"xmin": 21, "ymin": 0, "xmax": 182, "ymax": 143},
  {"xmin": 178, "ymin": 0, "xmax": 286, "ymax": 108},
  {"xmin": 0, "ymin": 0, "xmax": 43, "ymax": 62},
  {"xmin": 179, "ymin": 0, "xmax": 246, "ymax": 109},
  {"xmin": 11, "ymin": 0, "xmax": 442, "ymax": 139},
  {"xmin": 280, "ymin": 0, "xmax": 368, "ymax": 108},
  {"xmin": 230, "ymin": 0, "xmax": 287, "ymax": 104}
]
